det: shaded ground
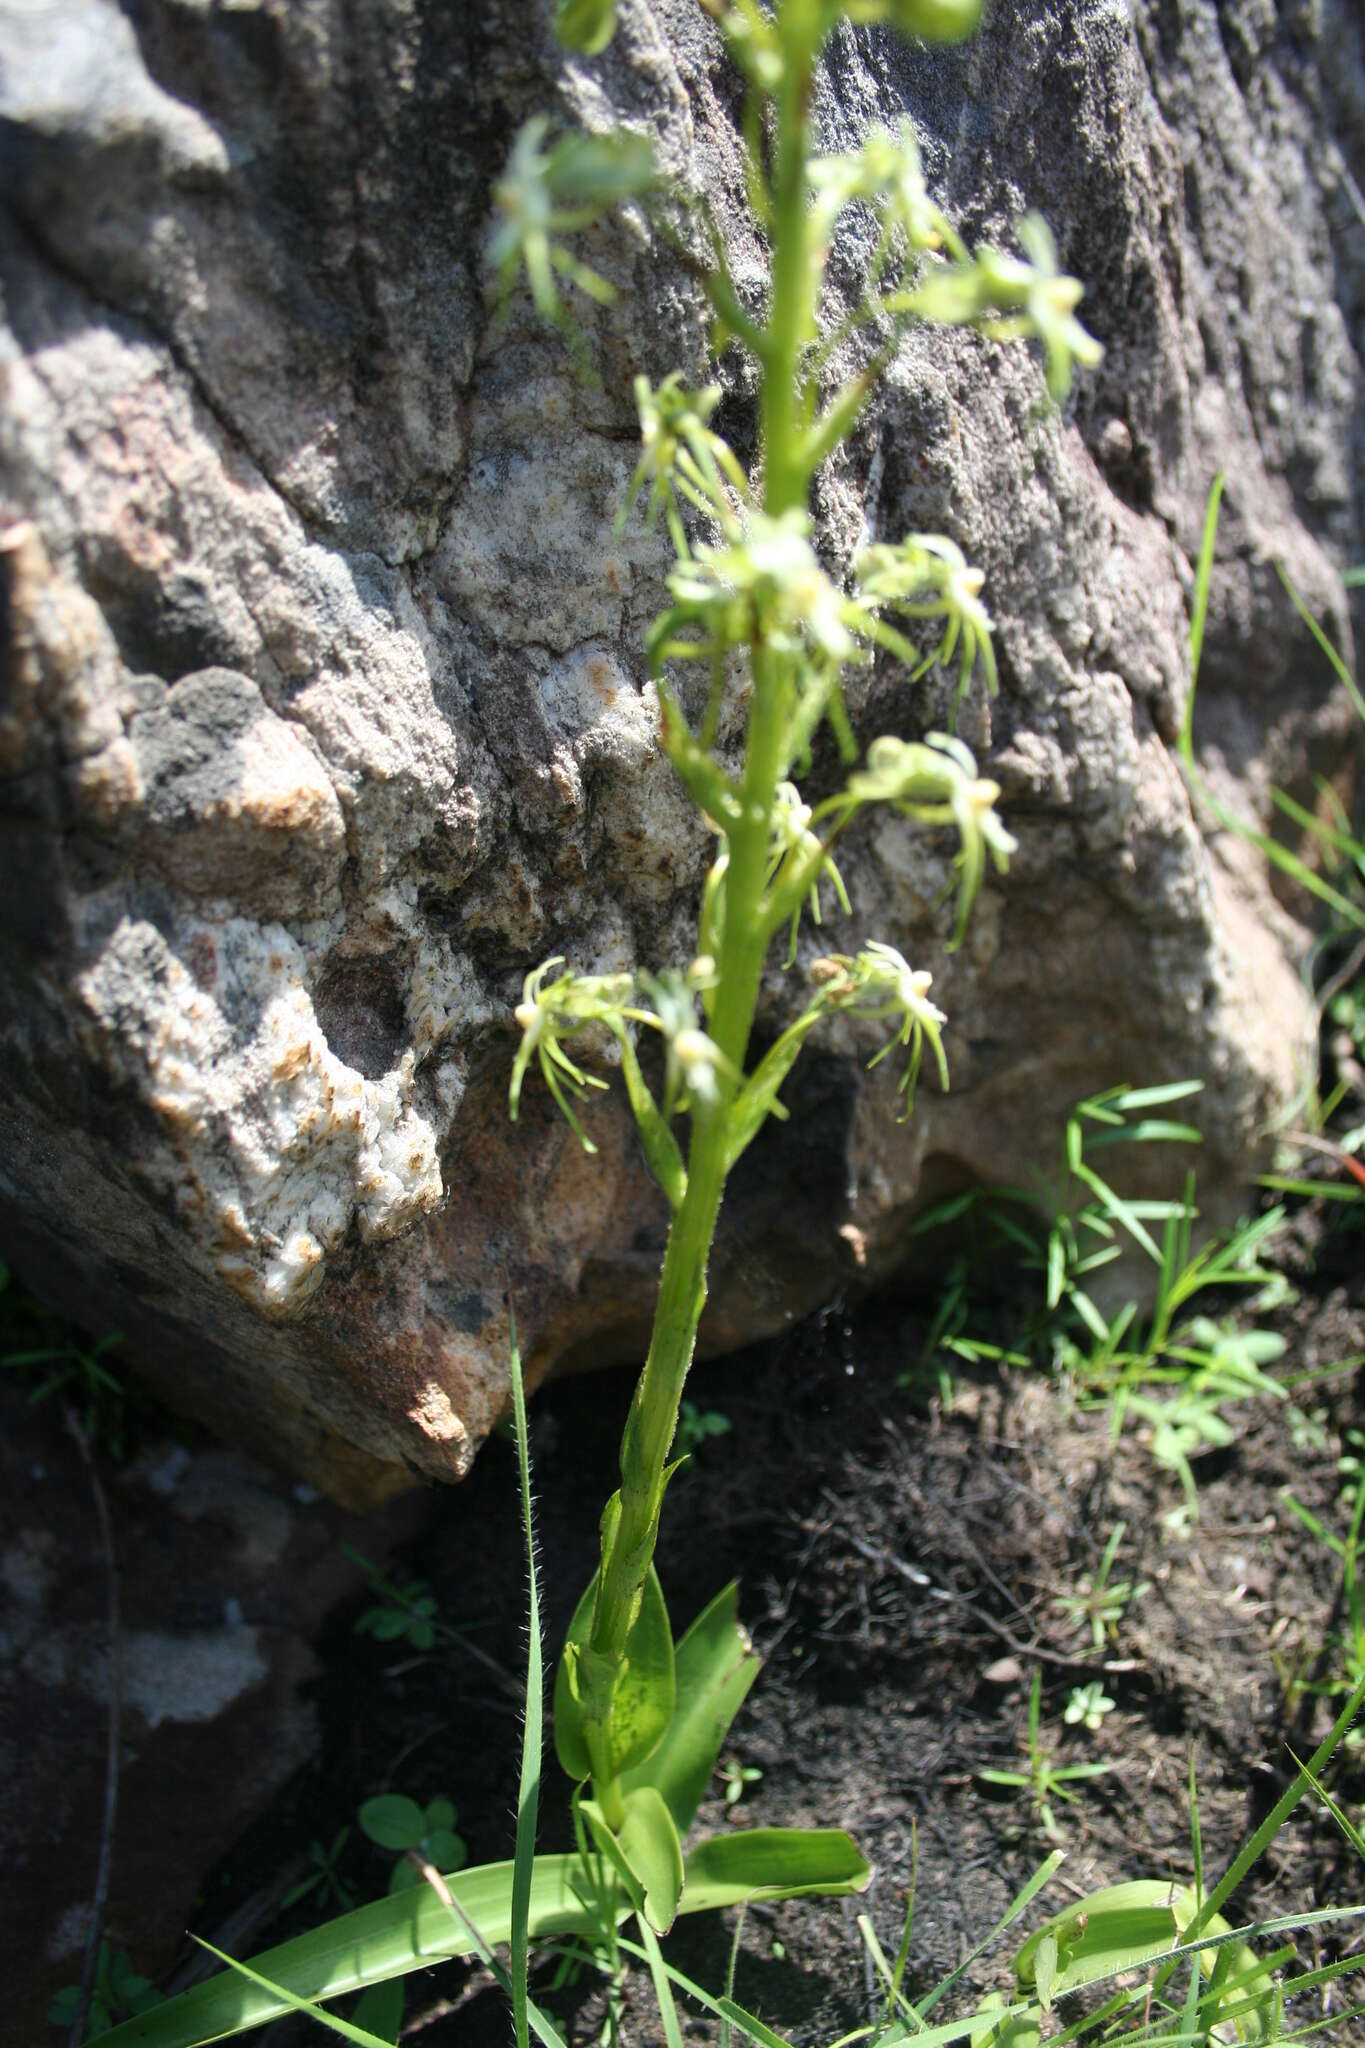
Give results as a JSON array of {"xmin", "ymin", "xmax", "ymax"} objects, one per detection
[{"xmin": 6, "ymin": 1197, "xmax": 1365, "ymax": 2047}]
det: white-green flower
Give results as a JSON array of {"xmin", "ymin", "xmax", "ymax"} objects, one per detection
[
  {"xmin": 844, "ymin": 734, "xmax": 1016, "ymax": 947},
  {"xmin": 488, "ymin": 117, "xmax": 653, "ymax": 343},
  {"xmin": 638, "ymin": 969, "xmax": 738, "ymax": 1118},
  {"xmin": 856, "ymin": 533, "xmax": 998, "ymax": 712},
  {"xmin": 509, "ymin": 957, "xmax": 640, "ymax": 1152},
  {"xmin": 649, "ymin": 509, "xmax": 864, "ymax": 672},
  {"xmin": 811, "ymin": 941, "xmax": 949, "ymax": 1117},
  {"xmin": 621, "ymin": 374, "xmax": 750, "ymax": 554},
  {"xmin": 905, "ymin": 210, "xmax": 1103, "ymax": 401},
  {"xmin": 810, "ymin": 121, "xmax": 957, "ymax": 257}
]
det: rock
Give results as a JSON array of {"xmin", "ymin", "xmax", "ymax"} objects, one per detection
[
  {"xmin": 0, "ymin": 1, "xmax": 1361, "ymax": 1505},
  {"xmin": 0, "ymin": 1378, "xmax": 429, "ymax": 2048}
]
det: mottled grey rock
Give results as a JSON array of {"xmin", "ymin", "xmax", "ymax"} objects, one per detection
[{"xmin": 1, "ymin": 0, "xmax": 1361, "ymax": 1503}]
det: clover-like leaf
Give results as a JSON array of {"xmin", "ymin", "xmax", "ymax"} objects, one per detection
[{"xmin": 358, "ymin": 1796, "xmax": 425, "ymax": 1853}]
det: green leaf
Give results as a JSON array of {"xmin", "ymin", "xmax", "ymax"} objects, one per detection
[
  {"xmin": 352, "ymin": 1979, "xmax": 403, "ymax": 2046},
  {"xmin": 619, "ymin": 1580, "xmax": 761, "ymax": 1834},
  {"xmin": 618, "ymin": 1786, "xmax": 685, "ymax": 1932},
  {"xmin": 725, "ymin": 1007, "xmax": 826, "ymax": 1173},
  {"xmin": 554, "ymin": 0, "xmax": 617, "ymax": 54},
  {"xmin": 424, "ymin": 1828, "xmax": 467, "ymax": 1871},
  {"xmin": 1109, "ymin": 1081, "xmax": 1204, "ymax": 1112},
  {"xmin": 554, "ymin": 1565, "xmax": 675, "ymax": 1782},
  {"xmin": 97, "ymin": 1856, "xmax": 607, "ymax": 2047},
  {"xmin": 185, "ymin": 1940, "xmax": 406, "ymax": 2048},
  {"xmin": 95, "ymin": 1822, "xmax": 875, "ymax": 2048},
  {"xmin": 634, "ymin": 1918, "xmax": 686, "ymax": 2048},
  {"xmin": 424, "ymin": 1798, "xmax": 456, "ymax": 1833},
  {"xmin": 358, "ymin": 1796, "xmax": 424, "ymax": 1852},
  {"xmin": 1015, "ymin": 1881, "xmax": 1188, "ymax": 1997},
  {"xmin": 680, "ymin": 1827, "xmax": 871, "ymax": 1908}
]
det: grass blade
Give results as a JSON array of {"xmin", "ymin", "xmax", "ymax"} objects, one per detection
[
  {"xmin": 912, "ymin": 1850, "xmax": 1063, "ymax": 2023},
  {"xmin": 509, "ymin": 1306, "xmax": 543, "ymax": 2048},
  {"xmin": 1153, "ymin": 1674, "xmax": 1365, "ymax": 2007},
  {"xmin": 636, "ymin": 1915, "xmax": 685, "ymax": 2048},
  {"xmin": 1183, "ymin": 470, "xmax": 1225, "ymax": 753},
  {"xmin": 1277, "ymin": 560, "xmax": 1365, "ymax": 728}
]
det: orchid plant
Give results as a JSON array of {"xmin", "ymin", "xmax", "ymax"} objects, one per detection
[
  {"xmin": 101, "ymin": 4, "xmax": 1104, "ymax": 2042},
  {"xmin": 502, "ymin": 0, "xmax": 1096, "ymax": 1959}
]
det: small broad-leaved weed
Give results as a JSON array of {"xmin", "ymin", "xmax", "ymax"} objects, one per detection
[
  {"xmin": 346, "ymin": 1547, "xmax": 443, "ymax": 1653},
  {"xmin": 1064, "ymin": 1681, "xmax": 1116, "ymax": 1733},
  {"xmin": 676, "ymin": 1398, "xmax": 733, "ymax": 1453},
  {"xmin": 718, "ymin": 1756, "xmax": 764, "ymax": 1805},
  {"xmin": 357, "ymin": 1794, "xmax": 468, "ymax": 1896},
  {"xmin": 49, "ymin": 1944, "xmax": 160, "ymax": 2040},
  {"xmin": 979, "ymin": 1671, "xmax": 1116, "ymax": 1844},
  {"xmin": 1052, "ymin": 1522, "xmax": 1149, "ymax": 1653}
]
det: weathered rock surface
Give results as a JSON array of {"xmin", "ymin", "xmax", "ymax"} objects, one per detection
[{"xmin": 1, "ymin": 0, "xmax": 1361, "ymax": 1504}]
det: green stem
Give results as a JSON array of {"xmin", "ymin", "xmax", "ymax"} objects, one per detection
[{"xmin": 582, "ymin": 3, "xmax": 825, "ymax": 1792}]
